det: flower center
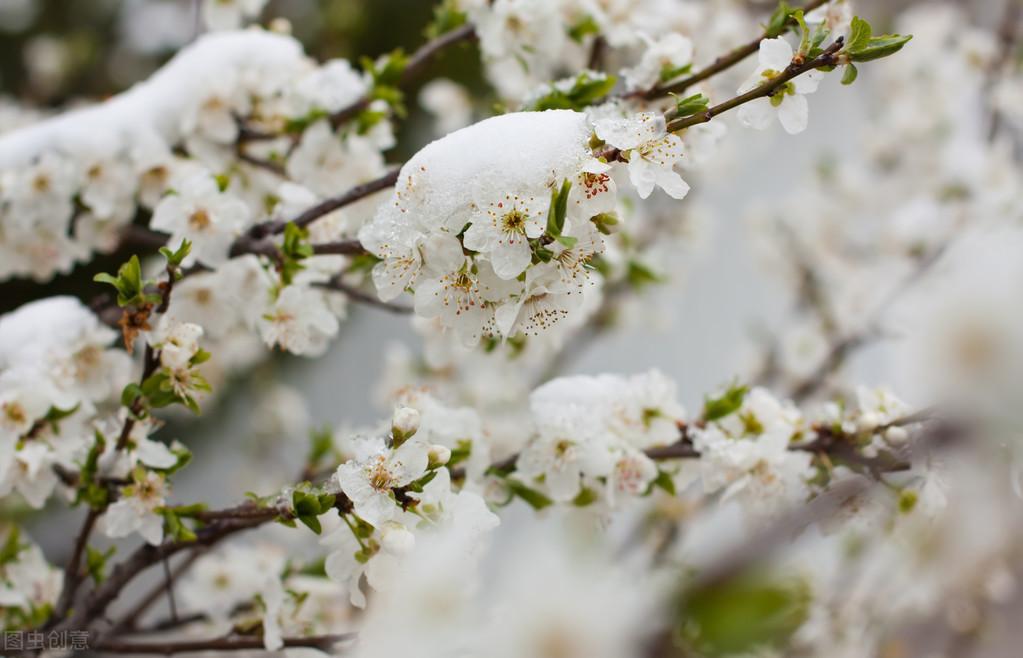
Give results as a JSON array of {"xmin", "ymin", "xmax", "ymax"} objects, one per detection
[
  {"xmin": 189, "ymin": 208, "xmax": 212, "ymax": 230},
  {"xmin": 4, "ymin": 403, "xmax": 26, "ymax": 426},
  {"xmin": 501, "ymin": 209, "xmax": 528, "ymax": 234},
  {"xmin": 369, "ymin": 457, "xmax": 394, "ymax": 491},
  {"xmin": 581, "ymin": 172, "xmax": 610, "ymax": 198}
]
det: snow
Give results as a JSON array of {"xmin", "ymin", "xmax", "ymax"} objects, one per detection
[{"xmin": 0, "ymin": 29, "xmax": 307, "ymax": 168}]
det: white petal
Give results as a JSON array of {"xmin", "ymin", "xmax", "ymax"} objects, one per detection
[
  {"xmin": 490, "ymin": 241, "xmax": 532, "ymax": 280},
  {"xmin": 136, "ymin": 438, "xmax": 178, "ymax": 469},
  {"xmin": 793, "ymin": 69, "xmax": 823, "ymax": 95},
  {"xmin": 627, "ymin": 158, "xmax": 657, "ymax": 199},
  {"xmin": 737, "ymin": 97, "xmax": 776, "ymax": 130},
  {"xmin": 778, "ymin": 94, "xmax": 809, "ymax": 134},
  {"xmin": 655, "ymin": 169, "xmax": 691, "ymax": 200},
  {"xmin": 423, "ymin": 232, "xmax": 465, "ymax": 275},
  {"xmin": 759, "ymin": 37, "xmax": 794, "ymax": 70}
]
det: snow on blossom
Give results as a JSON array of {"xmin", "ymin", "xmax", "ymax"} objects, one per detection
[
  {"xmin": 737, "ymin": 37, "xmax": 823, "ymax": 135},
  {"xmin": 594, "ymin": 112, "xmax": 690, "ymax": 199},
  {"xmin": 361, "ymin": 110, "xmax": 615, "ymax": 345},
  {"xmin": 516, "ymin": 371, "xmax": 685, "ymax": 503},
  {"xmin": 0, "ymin": 297, "xmax": 133, "ymax": 509}
]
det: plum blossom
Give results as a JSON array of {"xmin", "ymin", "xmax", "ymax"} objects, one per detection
[
  {"xmin": 623, "ymin": 33, "xmax": 695, "ymax": 91},
  {"xmin": 103, "ymin": 470, "xmax": 169, "ymax": 545},
  {"xmin": 258, "ymin": 285, "xmax": 340, "ymax": 356},
  {"xmin": 464, "ymin": 190, "xmax": 547, "ymax": 280},
  {"xmin": 151, "ymin": 173, "xmax": 251, "ymax": 267},
  {"xmin": 336, "ymin": 435, "xmax": 429, "ymax": 528},
  {"xmin": 594, "ymin": 112, "xmax": 689, "ymax": 199},
  {"xmin": 737, "ymin": 37, "xmax": 823, "ymax": 135}
]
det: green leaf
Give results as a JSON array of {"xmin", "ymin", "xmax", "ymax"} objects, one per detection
[
  {"xmin": 791, "ymin": 9, "xmax": 810, "ymax": 55},
  {"xmin": 764, "ymin": 1, "xmax": 795, "ymax": 38},
  {"xmin": 555, "ymin": 235, "xmax": 578, "ymax": 249},
  {"xmin": 680, "ymin": 573, "xmax": 810, "ymax": 656},
  {"xmin": 298, "ymin": 514, "xmax": 322, "ymax": 534},
  {"xmin": 572, "ymin": 487, "xmax": 598, "ymax": 507},
  {"xmin": 425, "ymin": 0, "xmax": 467, "ymax": 39},
  {"xmin": 507, "ymin": 480, "xmax": 553, "ymax": 510},
  {"xmin": 308, "ymin": 426, "xmax": 335, "ymax": 466},
  {"xmin": 591, "ymin": 212, "xmax": 619, "ymax": 235},
  {"xmin": 841, "ymin": 63, "xmax": 859, "ymax": 85},
  {"xmin": 0, "ymin": 526, "xmax": 25, "ymax": 565},
  {"xmin": 568, "ymin": 15, "xmax": 600, "ymax": 43},
  {"xmin": 293, "ymin": 490, "xmax": 322, "ymax": 517},
  {"xmin": 626, "ymin": 260, "xmax": 663, "ymax": 289},
  {"xmin": 545, "ymin": 179, "xmax": 572, "ymax": 237},
  {"xmin": 86, "ymin": 546, "xmax": 116, "ymax": 583},
  {"xmin": 652, "ymin": 470, "xmax": 676, "ymax": 496},
  {"xmin": 703, "ymin": 383, "xmax": 749, "ymax": 422},
  {"xmin": 526, "ymin": 71, "xmax": 617, "ymax": 111},
  {"xmin": 672, "ymin": 93, "xmax": 710, "ymax": 118},
  {"xmin": 659, "ymin": 62, "xmax": 693, "ymax": 83},
  {"xmin": 94, "ymin": 255, "xmax": 148, "ymax": 307},
  {"xmin": 846, "ymin": 16, "xmax": 873, "ymax": 53},
  {"xmin": 848, "ymin": 34, "xmax": 913, "ymax": 62},
  {"xmin": 448, "ymin": 439, "xmax": 473, "ymax": 469},
  {"xmin": 159, "ymin": 239, "xmax": 192, "ymax": 268}
]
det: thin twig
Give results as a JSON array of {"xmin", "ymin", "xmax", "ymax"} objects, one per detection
[
  {"xmin": 95, "ymin": 633, "xmax": 356, "ymax": 655},
  {"xmin": 666, "ymin": 38, "xmax": 845, "ymax": 133},
  {"xmin": 328, "ymin": 24, "xmax": 478, "ymax": 127},
  {"xmin": 629, "ymin": 0, "xmax": 830, "ymax": 101},
  {"xmin": 315, "ymin": 276, "xmax": 413, "ymax": 314},
  {"xmin": 51, "ymin": 507, "xmax": 100, "ymax": 622}
]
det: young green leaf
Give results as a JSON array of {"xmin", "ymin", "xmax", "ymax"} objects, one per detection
[
  {"xmin": 703, "ymin": 383, "xmax": 749, "ymax": 422},
  {"xmin": 672, "ymin": 93, "xmax": 710, "ymax": 118}
]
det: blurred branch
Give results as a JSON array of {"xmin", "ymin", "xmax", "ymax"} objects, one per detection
[{"xmin": 627, "ymin": 0, "xmax": 830, "ymax": 102}]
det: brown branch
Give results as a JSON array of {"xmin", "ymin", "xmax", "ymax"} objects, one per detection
[
  {"xmin": 666, "ymin": 37, "xmax": 845, "ymax": 133},
  {"xmin": 50, "ymin": 507, "xmax": 100, "ymax": 622},
  {"xmin": 95, "ymin": 633, "xmax": 355, "ymax": 655},
  {"xmin": 315, "ymin": 276, "xmax": 412, "ymax": 314},
  {"xmin": 788, "ymin": 245, "xmax": 945, "ymax": 402},
  {"xmin": 111, "ymin": 549, "xmax": 205, "ymax": 634},
  {"xmin": 327, "ymin": 24, "xmax": 478, "ymax": 126},
  {"xmin": 633, "ymin": 0, "xmax": 830, "ymax": 101}
]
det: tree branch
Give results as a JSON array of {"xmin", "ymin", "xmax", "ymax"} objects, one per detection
[
  {"xmin": 95, "ymin": 633, "xmax": 355, "ymax": 655},
  {"xmin": 666, "ymin": 37, "xmax": 845, "ymax": 133},
  {"xmin": 631, "ymin": 0, "xmax": 830, "ymax": 101}
]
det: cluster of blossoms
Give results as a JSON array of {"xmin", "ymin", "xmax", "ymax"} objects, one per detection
[
  {"xmin": 6, "ymin": 1, "xmax": 1021, "ymax": 657},
  {"xmin": 0, "ymin": 297, "xmax": 131, "ymax": 508},
  {"xmin": 0, "ymin": 29, "xmax": 394, "ymax": 365},
  {"xmin": 359, "ymin": 107, "xmax": 705, "ymax": 346},
  {"xmin": 463, "ymin": 0, "xmax": 755, "ymax": 102}
]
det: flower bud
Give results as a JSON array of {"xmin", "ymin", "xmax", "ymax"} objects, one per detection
[
  {"xmin": 159, "ymin": 343, "xmax": 192, "ymax": 371},
  {"xmin": 884, "ymin": 426, "xmax": 909, "ymax": 445},
  {"xmin": 858, "ymin": 411, "xmax": 880, "ymax": 432},
  {"xmin": 380, "ymin": 523, "xmax": 415, "ymax": 556},
  {"xmin": 391, "ymin": 406, "xmax": 420, "ymax": 446},
  {"xmin": 428, "ymin": 444, "xmax": 451, "ymax": 468}
]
